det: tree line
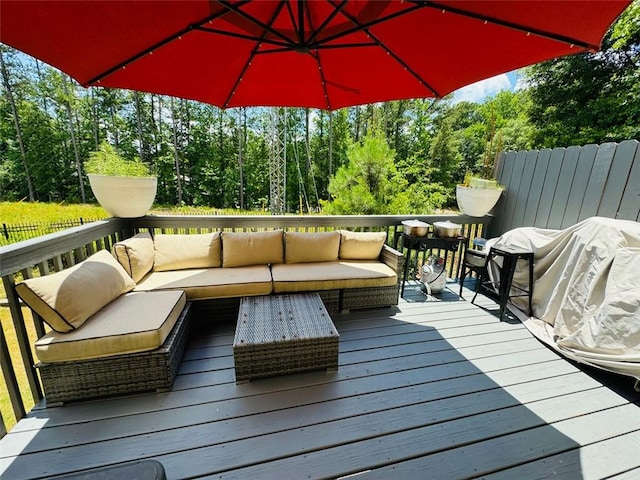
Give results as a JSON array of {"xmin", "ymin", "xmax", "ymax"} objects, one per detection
[{"xmin": 1, "ymin": 2, "xmax": 637, "ymax": 214}]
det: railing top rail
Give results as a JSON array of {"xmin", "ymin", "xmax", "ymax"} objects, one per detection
[
  {"xmin": 0, "ymin": 218, "xmax": 126, "ymax": 277},
  {"xmin": 0, "ymin": 214, "xmax": 491, "ymax": 277},
  {"xmin": 130, "ymin": 213, "xmax": 491, "ymax": 229}
]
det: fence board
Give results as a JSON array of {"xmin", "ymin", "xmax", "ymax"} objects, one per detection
[
  {"xmin": 500, "ymin": 151, "xmax": 528, "ymax": 233},
  {"xmin": 522, "ymin": 149, "xmax": 551, "ymax": 229},
  {"xmin": 598, "ymin": 140, "xmax": 637, "ymax": 219},
  {"xmin": 548, "ymin": 146, "xmax": 581, "ymax": 230},
  {"xmin": 492, "ymin": 151, "xmax": 518, "ymax": 235},
  {"xmin": 578, "ymin": 142, "xmax": 617, "ymax": 221},
  {"xmin": 617, "ymin": 142, "xmax": 640, "ymax": 221},
  {"xmin": 561, "ymin": 144, "xmax": 598, "ymax": 228},
  {"xmin": 534, "ymin": 148, "xmax": 566, "ymax": 229},
  {"xmin": 509, "ymin": 150, "xmax": 539, "ymax": 230}
]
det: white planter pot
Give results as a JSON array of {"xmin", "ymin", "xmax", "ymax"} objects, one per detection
[
  {"xmin": 456, "ymin": 185, "xmax": 503, "ymax": 217},
  {"xmin": 88, "ymin": 174, "xmax": 157, "ymax": 218}
]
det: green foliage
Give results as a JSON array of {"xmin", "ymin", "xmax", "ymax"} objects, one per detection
[
  {"xmin": 525, "ymin": 2, "xmax": 640, "ymax": 147},
  {"xmin": 322, "ymin": 132, "xmax": 406, "ymax": 214},
  {"xmin": 85, "ymin": 142, "xmax": 152, "ymax": 177}
]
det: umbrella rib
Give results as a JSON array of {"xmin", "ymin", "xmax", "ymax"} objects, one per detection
[
  {"xmin": 333, "ymin": 2, "xmax": 441, "ymax": 97},
  {"xmin": 423, "ymin": 1, "xmax": 596, "ymax": 50},
  {"xmin": 223, "ymin": 1, "xmax": 287, "ymax": 108},
  {"xmin": 85, "ymin": 4, "xmax": 246, "ymax": 86},
  {"xmin": 311, "ymin": 51, "xmax": 332, "ymax": 110},
  {"xmin": 219, "ymin": 0, "xmax": 298, "ymax": 46},
  {"xmin": 194, "ymin": 26, "xmax": 292, "ymax": 49},
  {"xmin": 320, "ymin": 2, "xmax": 424, "ymax": 46},
  {"xmin": 307, "ymin": 1, "xmax": 348, "ymax": 45}
]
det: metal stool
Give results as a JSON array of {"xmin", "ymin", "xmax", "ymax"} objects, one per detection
[
  {"xmin": 478, "ymin": 244, "xmax": 534, "ymax": 321},
  {"xmin": 459, "ymin": 248, "xmax": 488, "ymax": 299}
]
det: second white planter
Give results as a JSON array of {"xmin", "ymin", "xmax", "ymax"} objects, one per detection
[
  {"xmin": 456, "ymin": 185, "xmax": 504, "ymax": 217},
  {"xmin": 88, "ymin": 174, "xmax": 157, "ymax": 218}
]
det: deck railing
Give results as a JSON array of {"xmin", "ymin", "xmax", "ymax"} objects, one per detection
[{"xmin": 0, "ymin": 213, "xmax": 491, "ymax": 435}]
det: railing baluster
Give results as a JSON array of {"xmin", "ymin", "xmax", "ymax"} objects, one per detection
[
  {"xmin": 2, "ymin": 275, "xmax": 42, "ymax": 403},
  {"xmin": 0, "ymin": 320, "xmax": 25, "ymax": 429}
]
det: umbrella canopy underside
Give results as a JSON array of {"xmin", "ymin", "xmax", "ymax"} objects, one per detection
[{"xmin": 0, "ymin": 0, "xmax": 631, "ymax": 109}]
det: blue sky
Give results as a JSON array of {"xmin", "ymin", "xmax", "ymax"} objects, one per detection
[{"xmin": 451, "ymin": 70, "xmax": 522, "ymax": 104}]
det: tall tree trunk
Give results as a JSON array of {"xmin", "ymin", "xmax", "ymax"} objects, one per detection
[
  {"xmin": 170, "ymin": 97, "xmax": 183, "ymax": 205},
  {"xmin": 328, "ymin": 110, "xmax": 333, "ymax": 200},
  {"xmin": 1, "ymin": 50, "xmax": 36, "ymax": 201},
  {"xmin": 62, "ymin": 75, "xmax": 86, "ymax": 202},
  {"xmin": 237, "ymin": 108, "xmax": 244, "ymax": 210},
  {"xmin": 90, "ymin": 89, "xmax": 99, "ymax": 148},
  {"xmin": 134, "ymin": 91, "xmax": 145, "ymax": 161},
  {"xmin": 34, "ymin": 59, "xmax": 49, "ymax": 113}
]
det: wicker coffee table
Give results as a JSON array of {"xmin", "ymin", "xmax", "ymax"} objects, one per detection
[{"xmin": 233, "ymin": 293, "xmax": 339, "ymax": 383}]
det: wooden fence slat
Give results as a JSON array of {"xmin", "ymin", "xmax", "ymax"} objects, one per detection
[
  {"xmin": 500, "ymin": 150, "xmax": 528, "ymax": 234},
  {"xmin": 534, "ymin": 147, "xmax": 566, "ymax": 229},
  {"xmin": 616, "ymin": 141, "xmax": 640, "ymax": 221},
  {"xmin": 490, "ymin": 151, "xmax": 518, "ymax": 237},
  {"xmin": 522, "ymin": 149, "xmax": 551, "ymax": 229},
  {"xmin": 578, "ymin": 142, "xmax": 617, "ymax": 221},
  {"xmin": 597, "ymin": 140, "xmax": 638, "ymax": 219},
  {"xmin": 560, "ymin": 144, "xmax": 598, "ymax": 228},
  {"xmin": 548, "ymin": 146, "xmax": 581, "ymax": 230},
  {"xmin": 506, "ymin": 150, "xmax": 539, "ymax": 233}
]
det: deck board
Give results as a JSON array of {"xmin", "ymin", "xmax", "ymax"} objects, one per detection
[{"xmin": 1, "ymin": 283, "xmax": 638, "ymax": 480}]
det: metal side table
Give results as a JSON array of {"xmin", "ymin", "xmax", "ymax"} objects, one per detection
[{"xmin": 481, "ymin": 244, "xmax": 534, "ymax": 321}]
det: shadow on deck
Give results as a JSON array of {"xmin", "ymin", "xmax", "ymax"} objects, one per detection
[{"xmin": 1, "ymin": 282, "xmax": 639, "ymax": 479}]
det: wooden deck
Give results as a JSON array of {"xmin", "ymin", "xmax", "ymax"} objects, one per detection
[{"xmin": 2, "ymin": 282, "xmax": 640, "ymax": 480}]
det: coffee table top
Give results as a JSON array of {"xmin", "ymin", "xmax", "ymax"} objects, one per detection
[{"xmin": 234, "ymin": 293, "xmax": 338, "ymax": 347}]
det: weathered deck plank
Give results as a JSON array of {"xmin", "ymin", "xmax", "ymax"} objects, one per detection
[{"xmin": 0, "ymin": 283, "xmax": 637, "ymax": 480}]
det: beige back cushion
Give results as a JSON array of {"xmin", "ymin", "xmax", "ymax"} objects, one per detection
[
  {"xmin": 339, "ymin": 230, "xmax": 388, "ymax": 260},
  {"xmin": 285, "ymin": 231, "xmax": 340, "ymax": 263},
  {"xmin": 112, "ymin": 231, "xmax": 154, "ymax": 282},
  {"xmin": 222, "ymin": 230, "xmax": 284, "ymax": 267},
  {"xmin": 153, "ymin": 232, "xmax": 222, "ymax": 271},
  {"xmin": 15, "ymin": 250, "xmax": 136, "ymax": 333}
]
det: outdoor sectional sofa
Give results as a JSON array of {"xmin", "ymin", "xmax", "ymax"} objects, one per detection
[{"xmin": 15, "ymin": 229, "xmax": 404, "ymax": 404}]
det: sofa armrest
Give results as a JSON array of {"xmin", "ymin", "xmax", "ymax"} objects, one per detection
[{"xmin": 379, "ymin": 244, "xmax": 405, "ymax": 276}]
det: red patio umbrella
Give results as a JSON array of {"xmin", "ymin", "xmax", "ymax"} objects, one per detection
[{"xmin": 0, "ymin": 0, "xmax": 631, "ymax": 110}]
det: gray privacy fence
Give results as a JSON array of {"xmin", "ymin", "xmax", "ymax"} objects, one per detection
[{"xmin": 487, "ymin": 139, "xmax": 640, "ymax": 238}]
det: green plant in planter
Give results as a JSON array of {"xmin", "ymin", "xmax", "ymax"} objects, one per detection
[
  {"xmin": 85, "ymin": 142, "xmax": 157, "ymax": 218},
  {"xmin": 85, "ymin": 142, "xmax": 152, "ymax": 177}
]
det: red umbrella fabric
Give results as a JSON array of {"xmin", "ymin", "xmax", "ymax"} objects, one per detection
[{"xmin": 0, "ymin": 0, "xmax": 631, "ymax": 110}]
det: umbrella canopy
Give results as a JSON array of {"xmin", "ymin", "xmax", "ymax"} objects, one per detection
[{"xmin": 0, "ymin": 0, "xmax": 631, "ymax": 110}]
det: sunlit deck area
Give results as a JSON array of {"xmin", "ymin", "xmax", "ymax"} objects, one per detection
[{"xmin": 2, "ymin": 281, "xmax": 639, "ymax": 480}]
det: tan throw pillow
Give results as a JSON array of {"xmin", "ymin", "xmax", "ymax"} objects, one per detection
[
  {"xmin": 112, "ymin": 231, "xmax": 154, "ymax": 282},
  {"xmin": 285, "ymin": 231, "xmax": 340, "ymax": 263},
  {"xmin": 15, "ymin": 250, "xmax": 136, "ymax": 333},
  {"xmin": 222, "ymin": 230, "xmax": 284, "ymax": 267},
  {"xmin": 153, "ymin": 233, "xmax": 222, "ymax": 271},
  {"xmin": 339, "ymin": 230, "xmax": 388, "ymax": 260}
]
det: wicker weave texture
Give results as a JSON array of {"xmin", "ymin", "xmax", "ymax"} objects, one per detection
[
  {"xmin": 233, "ymin": 293, "xmax": 339, "ymax": 382},
  {"xmin": 341, "ymin": 284, "xmax": 399, "ymax": 310},
  {"xmin": 37, "ymin": 303, "xmax": 192, "ymax": 404}
]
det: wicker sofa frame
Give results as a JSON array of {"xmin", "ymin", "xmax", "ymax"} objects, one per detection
[{"xmin": 36, "ymin": 303, "xmax": 192, "ymax": 405}]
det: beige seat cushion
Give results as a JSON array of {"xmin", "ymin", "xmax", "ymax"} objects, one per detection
[
  {"xmin": 134, "ymin": 266, "xmax": 273, "ymax": 299},
  {"xmin": 15, "ymin": 250, "xmax": 136, "ymax": 333},
  {"xmin": 285, "ymin": 231, "xmax": 340, "ymax": 263},
  {"xmin": 272, "ymin": 261, "xmax": 397, "ymax": 293},
  {"xmin": 154, "ymin": 232, "xmax": 222, "ymax": 271},
  {"xmin": 222, "ymin": 230, "xmax": 283, "ymax": 267},
  {"xmin": 112, "ymin": 231, "xmax": 154, "ymax": 282},
  {"xmin": 34, "ymin": 291, "xmax": 186, "ymax": 363},
  {"xmin": 339, "ymin": 231, "xmax": 388, "ymax": 260}
]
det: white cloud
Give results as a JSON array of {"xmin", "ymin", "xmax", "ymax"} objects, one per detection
[{"xmin": 451, "ymin": 73, "xmax": 512, "ymax": 104}]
